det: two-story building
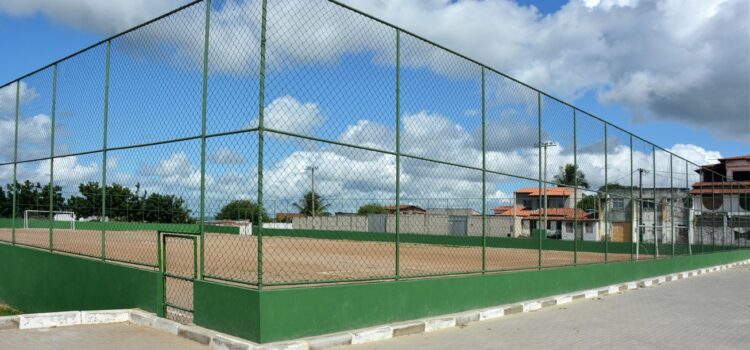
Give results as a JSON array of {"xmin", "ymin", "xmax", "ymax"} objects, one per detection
[
  {"xmin": 690, "ymin": 155, "xmax": 750, "ymax": 246},
  {"xmin": 493, "ymin": 187, "xmax": 601, "ymax": 240}
]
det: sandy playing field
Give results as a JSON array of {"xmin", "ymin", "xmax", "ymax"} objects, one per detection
[{"xmin": 0, "ymin": 228, "xmax": 633, "ymax": 285}]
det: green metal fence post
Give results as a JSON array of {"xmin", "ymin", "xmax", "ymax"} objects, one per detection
[
  {"xmin": 604, "ymin": 124, "xmax": 608, "ymax": 263},
  {"xmin": 573, "ymin": 108, "xmax": 577, "ymax": 266},
  {"xmin": 198, "ymin": 0, "xmax": 212, "ymax": 280},
  {"xmin": 256, "ymin": 0, "xmax": 268, "ymax": 289},
  {"xmin": 101, "ymin": 40, "xmax": 111, "ymax": 261},
  {"xmin": 682, "ymin": 160, "xmax": 695, "ymax": 255},
  {"xmin": 670, "ymin": 154, "xmax": 674, "ymax": 257},
  {"xmin": 652, "ymin": 144, "xmax": 658, "ymax": 259},
  {"xmin": 629, "ymin": 134, "xmax": 634, "ymax": 260},
  {"xmin": 395, "ymin": 29, "xmax": 401, "ymax": 279},
  {"xmin": 537, "ymin": 92, "xmax": 542, "ymax": 270},
  {"xmin": 49, "ymin": 64, "xmax": 58, "ymax": 251},
  {"xmin": 12, "ymin": 81, "xmax": 19, "ymax": 245},
  {"xmin": 481, "ymin": 66, "xmax": 486, "ymax": 273},
  {"xmin": 699, "ymin": 168, "xmax": 704, "ymax": 254}
]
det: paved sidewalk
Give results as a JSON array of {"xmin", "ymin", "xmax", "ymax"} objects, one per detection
[
  {"xmin": 0, "ymin": 323, "xmax": 207, "ymax": 350},
  {"xmin": 342, "ymin": 266, "xmax": 750, "ymax": 350}
]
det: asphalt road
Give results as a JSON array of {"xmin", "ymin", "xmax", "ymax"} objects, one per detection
[{"xmin": 342, "ymin": 266, "xmax": 750, "ymax": 350}]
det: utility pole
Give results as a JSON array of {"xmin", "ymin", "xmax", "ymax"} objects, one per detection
[
  {"xmin": 306, "ymin": 166, "xmax": 319, "ymax": 229},
  {"xmin": 637, "ymin": 168, "xmax": 649, "ymax": 259},
  {"xmin": 537, "ymin": 141, "xmax": 557, "ymax": 234}
]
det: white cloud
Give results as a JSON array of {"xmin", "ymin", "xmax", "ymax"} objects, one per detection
[
  {"xmin": 208, "ymin": 147, "xmax": 247, "ymax": 165},
  {"xmin": 3, "ymin": 0, "xmax": 747, "ymax": 141},
  {"xmin": 141, "ymin": 151, "xmax": 202, "ymax": 190},
  {"xmin": 667, "ymin": 144, "xmax": 722, "ymax": 167},
  {"xmin": 0, "ymin": 81, "xmax": 37, "ymax": 114},
  {"xmin": 340, "ymin": 0, "xmax": 749, "ymax": 141},
  {"xmin": 249, "ymin": 95, "xmax": 325, "ymax": 136},
  {"xmin": 0, "ymin": 0, "xmax": 189, "ymax": 35}
]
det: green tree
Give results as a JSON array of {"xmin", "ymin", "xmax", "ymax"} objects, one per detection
[
  {"xmin": 576, "ymin": 194, "xmax": 598, "ymax": 211},
  {"xmin": 142, "ymin": 193, "xmax": 193, "ymax": 224},
  {"xmin": 553, "ymin": 164, "xmax": 590, "ymax": 189},
  {"xmin": 67, "ymin": 182, "xmax": 102, "ymax": 219},
  {"xmin": 216, "ymin": 200, "xmax": 269, "ymax": 223},
  {"xmin": 357, "ymin": 203, "xmax": 388, "ymax": 215},
  {"xmin": 38, "ymin": 183, "xmax": 65, "ymax": 213},
  {"xmin": 106, "ymin": 183, "xmax": 138, "ymax": 221},
  {"xmin": 0, "ymin": 185, "xmax": 9, "ymax": 218},
  {"xmin": 293, "ymin": 191, "xmax": 330, "ymax": 216}
]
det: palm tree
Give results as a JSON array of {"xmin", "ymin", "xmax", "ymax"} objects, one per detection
[
  {"xmin": 293, "ymin": 191, "xmax": 330, "ymax": 216},
  {"xmin": 553, "ymin": 163, "xmax": 590, "ymax": 189}
]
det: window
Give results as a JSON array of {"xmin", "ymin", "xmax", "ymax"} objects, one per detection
[
  {"xmin": 740, "ymin": 194, "xmax": 750, "ymax": 211},
  {"xmin": 642, "ymin": 198, "xmax": 656, "ymax": 210},
  {"xmin": 612, "ymin": 198, "xmax": 625, "ymax": 210},
  {"xmin": 548, "ymin": 198, "xmax": 565, "ymax": 208},
  {"xmin": 565, "ymin": 222, "xmax": 573, "ymax": 232},
  {"xmin": 585, "ymin": 223, "xmax": 593, "ymax": 233},
  {"xmin": 522, "ymin": 199, "xmax": 532, "ymax": 209},
  {"xmin": 733, "ymin": 171, "xmax": 750, "ymax": 181},
  {"xmin": 702, "ymin": 195, "xmax": 723, "ymax": 210}
]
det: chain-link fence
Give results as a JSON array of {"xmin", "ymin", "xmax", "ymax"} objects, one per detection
[{"xmin": 0, "ymin": 0, "xmax": 748, "ymax": 290}]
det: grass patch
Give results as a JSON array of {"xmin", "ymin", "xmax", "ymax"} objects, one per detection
[{"xmin": 0, "ymin": 305, "xmax": 20, "ymax": 316}]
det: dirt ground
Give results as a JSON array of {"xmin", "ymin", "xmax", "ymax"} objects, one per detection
[{"xmin": 0, "ymin": 228, "xmax": 632, "ymax": 285}]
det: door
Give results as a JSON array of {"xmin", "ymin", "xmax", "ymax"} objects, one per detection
[
  {"xmin": 160, "ymin": 232, "xmax": 197, "ymax": 324},
  {"xmin": 368, "ymin": 214, "xmax": 387, "ymax": 233},
  {"xmin": 448, "ymin": 216, "xmax": 468, "ymax": 236}
]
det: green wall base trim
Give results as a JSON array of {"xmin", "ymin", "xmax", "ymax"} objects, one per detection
[
  {"xmin": 255, "ymin": 249, "xmax": 750, "ymax": 343},
  {"xmin": 0, "ymin": 243, "xmax": 161, "ymax": 314},
  {"xmin": 193, "ymin": 280, "xmax": 260, "ymax": 342}
]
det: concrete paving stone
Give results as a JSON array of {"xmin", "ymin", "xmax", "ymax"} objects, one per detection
[
  {"xmin": 555, "ymin": 295, "xmax": 572, "ymax": 305},
  {"xmin": 210, "ymin": 334, "xmax": 254, "ymax": 350},
  {"xmin": 257, "ymin": 341, "xmax": 309, "ymax": 350},
  {"xmin": 391, "ymin": 321, "xmax": 425, "ymax": 337},
  {"xmin": 153, "ymin": 318, "xmax": 180, "ymax": 335},
  {"xmin": 478, "ymin": 307, "xmax": 504, "ymax": 321},
  {"xmin": 522, "ymin": 302, "xmax": 542, "ymax": 312},
  {"xmin": 424, "ymin": 317, "xmax": 456, "ymax": 332},
  {"xmin": 19, "ymin": 311, "xmax": 81, "ymax": 329},
  {"xmin": 503, "ymin": 304, "xmax": 523, "ymax": 315},
  {"xmin": 306, "ymin": 333, "xmax": 353, "ymax": 350},
  {"xmin": 81, "ymin": 310, "xmax": 130, "ymax": 325},
  {"xmin": 0, "ymin": 316, "xmax": 19, "ymax": 330},
  {"xmin": 453, "ymin": 311, "xmax": 480, "ymax": 326},
  {"xmin": 178, "ymin": 324, "xmax": 214, "ymax": 345},
  {"xmin": 350, "ymin": 327, "xmax": 393, "ymax": 344}
]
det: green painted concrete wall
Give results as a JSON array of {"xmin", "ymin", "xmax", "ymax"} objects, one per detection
[
  {"xmin": 255, "ymin": 250, "xmax": 750, "ymax": 343},
  {"xmin": 0, "ymin": 243, "xmax": 161, "ymax": 314},
  {"xmin": 194, "ymin": 280, "xmax": 261, "ymax": 342}
]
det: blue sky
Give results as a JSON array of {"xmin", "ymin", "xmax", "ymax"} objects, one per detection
[{"xmin": 0, "ymin": 0, "xmax": 747, "ymax": 217}]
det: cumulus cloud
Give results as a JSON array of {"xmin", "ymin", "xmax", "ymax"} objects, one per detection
[
  {"xmin": 0, "ymin": 0, "xmax": 189, "ymax": 35},
  {"xmin": 208, "ymin": 147, "xmax": 247, "ymax": 165},
  {"xmin": 340, "ymin": 0, "xmax": 749, "ymax": 141},
  {"xmin": 3, "ymin": 0, "xmax": 747, "ymax": 141},
  {"xmin": 248, "ymin": 95, "xmax": 325, "ymax": 136}
]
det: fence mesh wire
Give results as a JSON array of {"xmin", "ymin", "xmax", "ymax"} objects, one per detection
[{"xmin": 0, "ymin": 0, "xmax": 748, "ymax": 289}]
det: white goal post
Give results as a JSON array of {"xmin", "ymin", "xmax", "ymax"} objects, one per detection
[{"xmin": 23, "ymin": 210, "xmax": 76, "ymax": 230}]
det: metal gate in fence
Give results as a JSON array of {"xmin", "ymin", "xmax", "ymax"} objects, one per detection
[{"xmin": 160, "ymin": 232, "xmax": 198, "ymax": 324}]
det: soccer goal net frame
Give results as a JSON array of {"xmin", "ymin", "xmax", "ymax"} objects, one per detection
[{"xmin": 23, "ymin": 210, "xmax": 76, "ymax": 230}]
